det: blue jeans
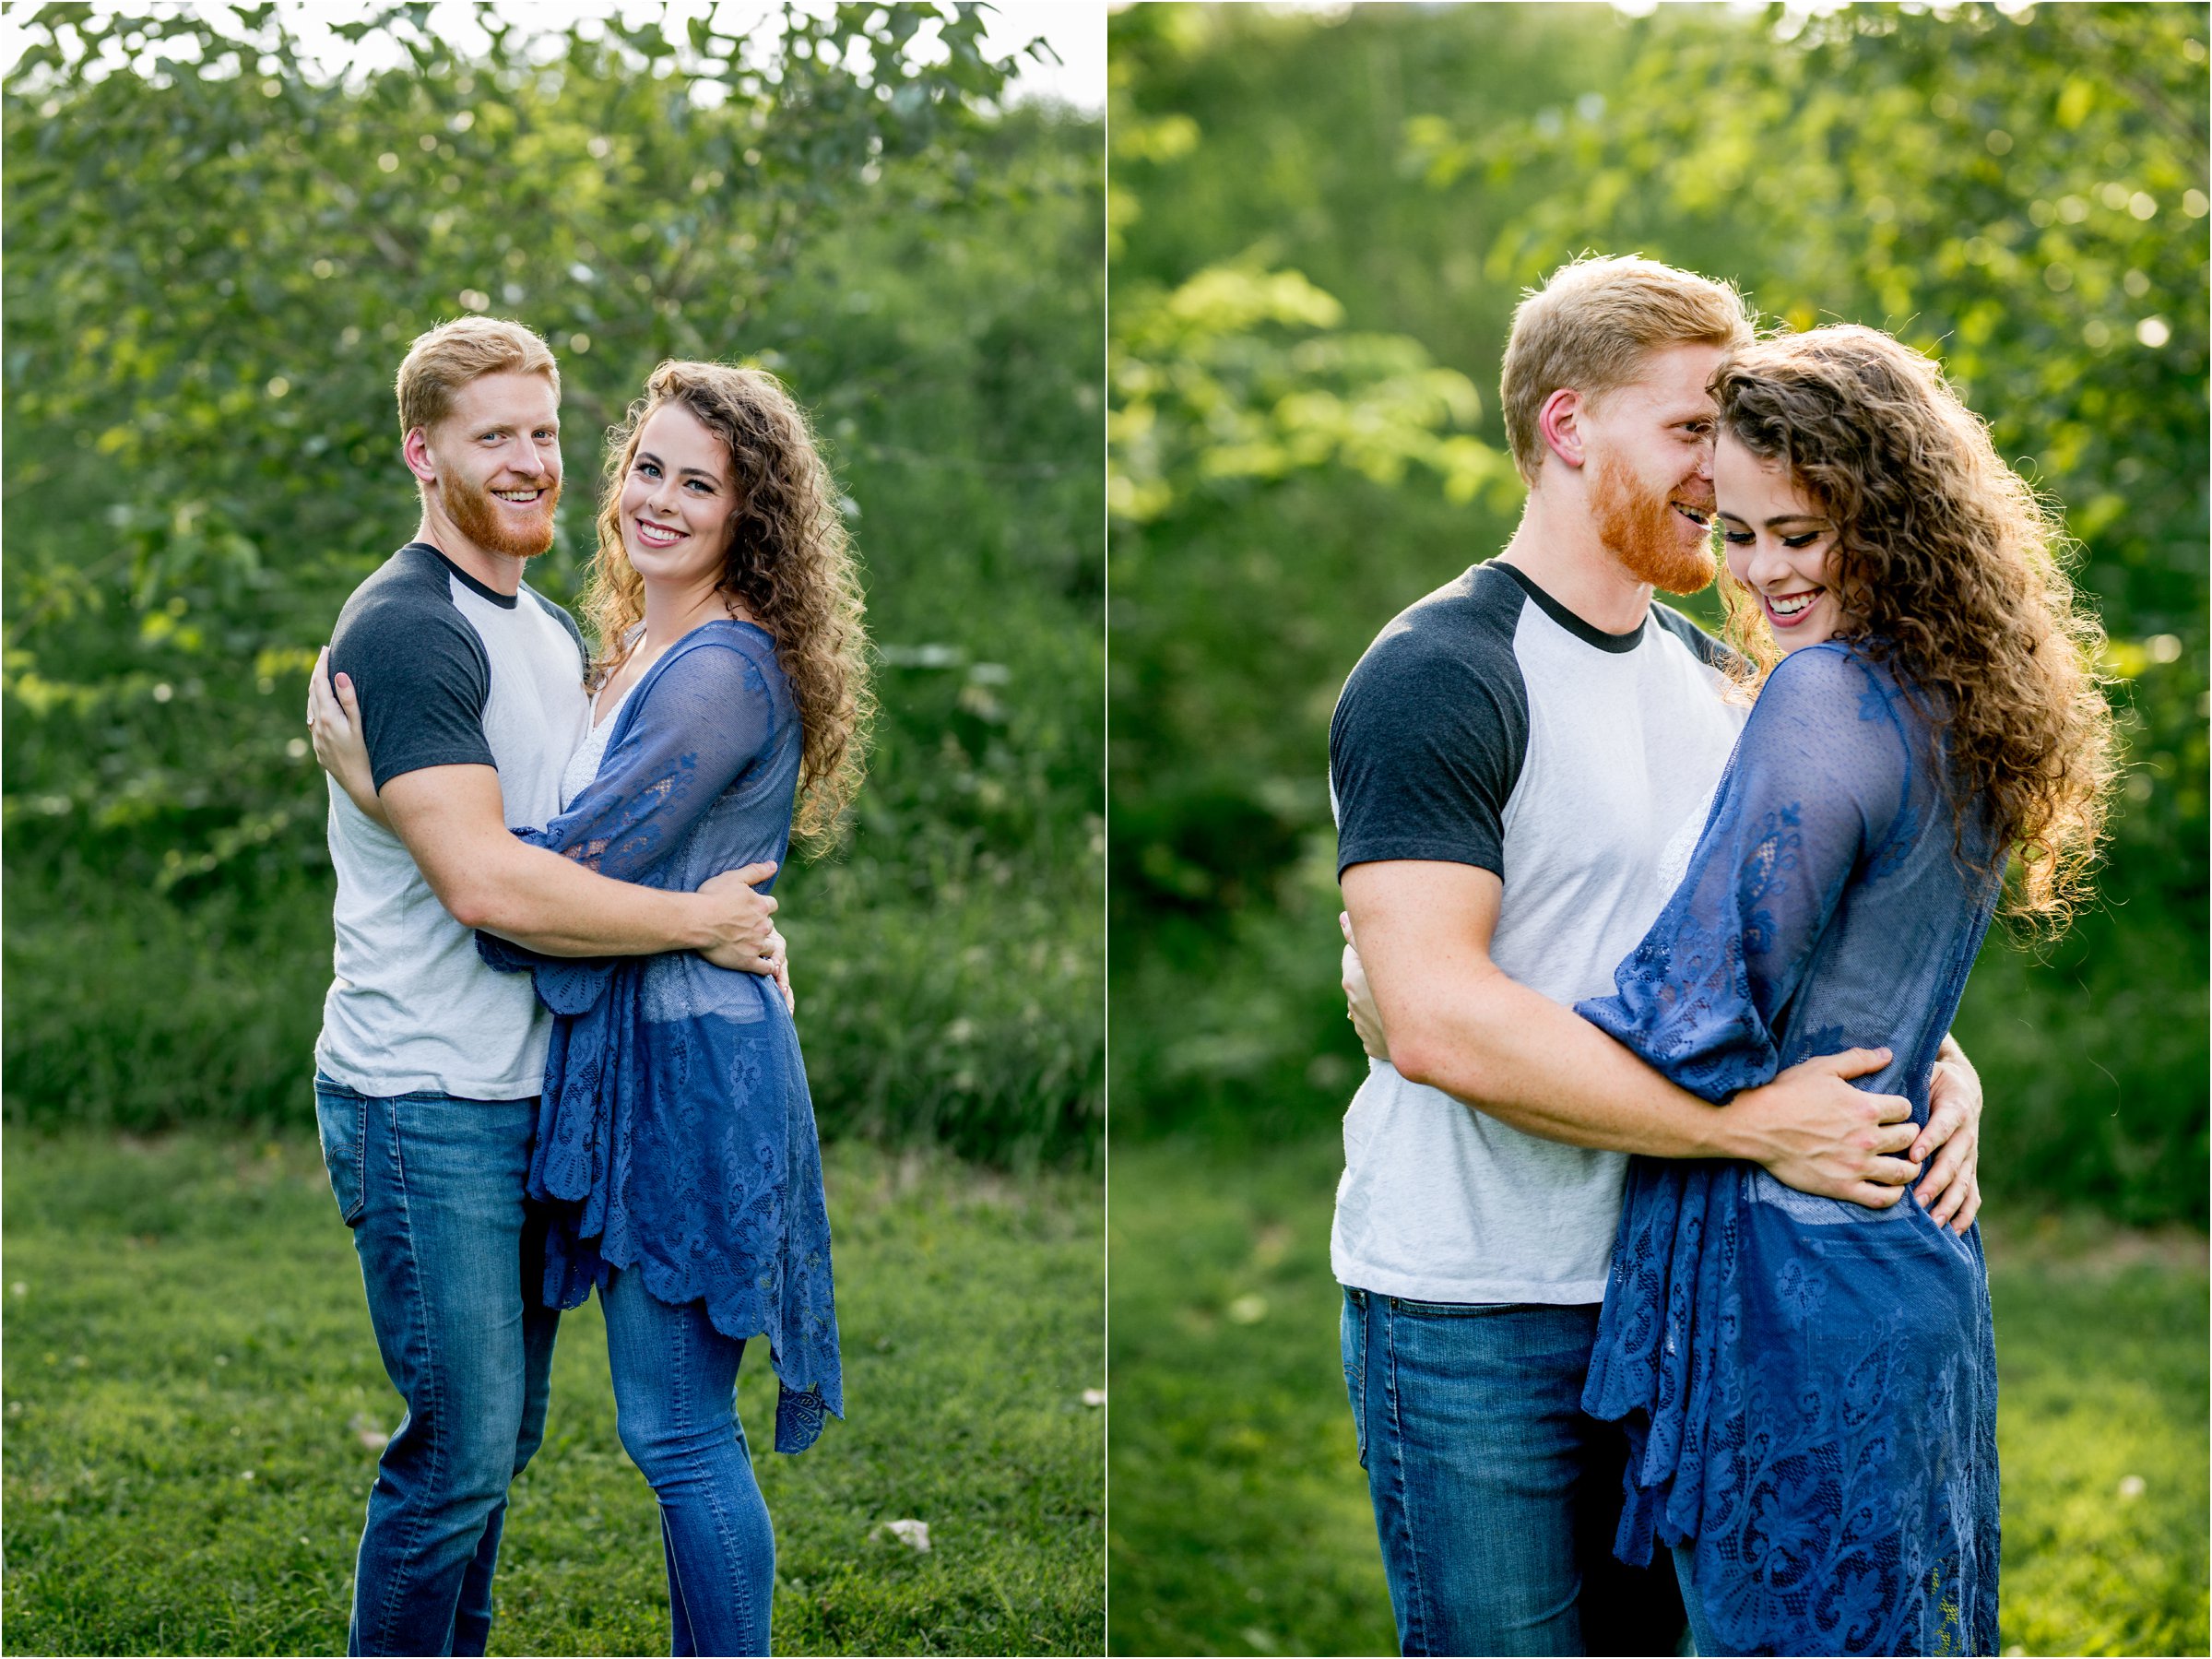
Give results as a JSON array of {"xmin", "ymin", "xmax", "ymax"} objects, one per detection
[
  {"xmin": 314, "ymin": 1076, "xmax": 561, "ymax": 1657},
  {"xmin": 602, "ymin": 1267, "xmax": 776, "ymax": 1656},
  {"xmin": 1670, "ymin": 1544, "xmax": 1725, "ymax": 1658},
  {"xmin": 1341, "ymin": 1287, "xmax": 1686, "ymax": 1657}
]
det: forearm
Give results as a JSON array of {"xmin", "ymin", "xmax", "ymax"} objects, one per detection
[
  {"xmin": 1390, "ymin": 966, "xmax": 1753, "ymax": 1160},
  {"xmin": 453, "ymin": 842, "xmax": 712, "ymax": 958}
]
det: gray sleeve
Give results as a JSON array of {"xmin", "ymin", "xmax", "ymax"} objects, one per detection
[
  {"xmin": 1650, "ymin": 602, "xmax": 1750, "ymax": 677},
  {"xmin": 328, "ymin": 592, "xmax": 494, "ymax": 789},
  {"xmin": 1330, "ymin": 620, "xmax": 1529, "ymax": 878}
]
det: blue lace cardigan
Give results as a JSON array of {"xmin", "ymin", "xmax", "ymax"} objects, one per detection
[
  {"xmin": 479, "ymin": 620, "xmax": 841, "ymax": 1454},
  {"xmin": 1577, "ymin": 642, "xmax": 2001, "ymax": 1656}
]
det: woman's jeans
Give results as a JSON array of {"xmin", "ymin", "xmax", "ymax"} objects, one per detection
[
  {"xmin": 1671, "ymin": 1544, "xmax": 1724, "ymax": 1657},
  {"xmin": 1341, "ymin": 1286, "xmax": 1687, "ymax": 1657},
  {"xmin": 602, "ymin": 1268, "xmax": 776, "ymax": 1657},
  {"xmin": 314, "ymin": 1076, "xmax": 561, "ymax": 1658}
]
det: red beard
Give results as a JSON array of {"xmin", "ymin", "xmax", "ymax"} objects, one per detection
[
  {"xmin": 443, "ymin": 470, "xmax": 561, "ymax": 559},
  {"xmin": 1591, "ymin": 449, "xmax": 1716, "ymax": 596}
]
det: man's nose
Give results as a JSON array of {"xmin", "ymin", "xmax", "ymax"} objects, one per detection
[{"xmin": 505, "ymin": 437, "xmax": 546, "ymax": 478}]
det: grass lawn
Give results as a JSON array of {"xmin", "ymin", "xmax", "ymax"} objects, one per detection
[
  {"xmin": 1106, "ymin": 1134, "xmax": 2209, "ymax": 1658},
  {"xmin": 4, "ymin": 1131, "xmax": 1104, "ymax": 1656}
]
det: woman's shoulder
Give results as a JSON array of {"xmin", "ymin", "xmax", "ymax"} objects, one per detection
[
  {"xmin": 648, "ymin": 619, "xmax": 784, "ymax": 692},
  {"xmin": 1754, "ymin": 639, "xmax": 1909, "ymax": 718},
  {"xmin": 1746, "ymin": 640, "xmax": 1921, "ymax": 783}
]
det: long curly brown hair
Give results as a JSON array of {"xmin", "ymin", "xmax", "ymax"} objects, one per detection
[
  {"xmin": 1712, "ymin": 326, "xmax": 2117, "ymax": 925},
  {"xmin": 582, "ymin": 361, "xmax": 873, "ymax": 849}
]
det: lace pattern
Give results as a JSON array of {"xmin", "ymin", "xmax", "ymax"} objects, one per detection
[{"xmin": 1578, "ymin": 644, "xmax": 2001, "ymax": 1654}]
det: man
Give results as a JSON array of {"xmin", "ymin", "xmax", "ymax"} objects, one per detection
[
  {"xmin": 1328, "ymin": 257, "xmax": 1983, "ymax": 1657},
  {"xmin": 310, "ymin": 317, "xmax": 783, "ymax": 1656}
]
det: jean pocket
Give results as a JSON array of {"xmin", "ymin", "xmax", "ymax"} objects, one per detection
[
  {"xmin": 313, "ymin": 1084, "xmax": 368, "ymax": 1228},
  {"xmin": 1341, "ymin": 1287, "xmax": 1369, "ymax": 1469},
  {"xmin": 1387, "ymin": 1296, "xmax": 1506, "ymax": 1319}
]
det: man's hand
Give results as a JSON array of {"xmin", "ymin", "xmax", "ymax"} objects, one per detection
[
  {"xmin": 1723, "ymin": 1049, "xmax": 1922, "ymax": 1208},
  {"xmin": 1340, "ymin": 912, "xmax": 1388, "ymax": 1061},
  {"xmin": 1910, "ymin": 1039, "xmax": 1982, "ymax": 1232},
  {"xmin": 763, "ymin": 925, "xmax": 795, "ymax": 1013},
  {"xmin": 694, "ymin": 864, "xmax": 780, "ymax": 972}
]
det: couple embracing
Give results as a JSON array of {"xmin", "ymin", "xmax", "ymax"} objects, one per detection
[
  {"xmin": 306, "ymin": 315, "xmax": 861, "ymax": 1656},
  {"xmin": 1331, "ymin": 257, "xmax": 2115, "ymax": 1656}
]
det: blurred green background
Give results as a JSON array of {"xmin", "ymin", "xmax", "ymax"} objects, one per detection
[
  {"xmin": 1106, "ymin": 4, "xmax": 2206, "ymax": 1654},
  {"xmin": 4, "ymin": 0, "xmax": 1104, "ymax": 1166}
]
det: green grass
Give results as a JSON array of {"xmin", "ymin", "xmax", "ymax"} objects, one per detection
[
  {"xmin": 3, "ymin": 1131, "xmax": 1104, "ymax": 1656},
  {"xmin": 1106, "ymin": 1134, "xmax": 2210, "ymax": 1658}
]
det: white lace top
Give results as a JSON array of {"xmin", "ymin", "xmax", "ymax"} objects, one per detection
[{"xmin": 561, "ymin": 677, "xmax": 640, "ymax": 809}]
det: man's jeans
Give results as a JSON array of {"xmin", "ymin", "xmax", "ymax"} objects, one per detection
[
  {"xmin": 315, "ymin": 1076, "xmax": 561, "ymax": 1657},
  {"xmin": 1341, "ymin": 1287, "xmax": 1686, "ymax": 1658}
]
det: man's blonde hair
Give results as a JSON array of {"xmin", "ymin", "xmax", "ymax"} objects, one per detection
[
  {"xmin": 395, "ymin": 316, "xmax": 560, "ymax": 438},
  {"xmin": 1501, "ymin": 255, "xmax": 1754, "ymax": 482}
]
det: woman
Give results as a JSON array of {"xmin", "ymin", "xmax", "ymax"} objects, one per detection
[
  {"xmin": 316, "ymin": 359, "xmax": 872, "ymax": 1657},
  {"xmin": 1352, "ymin": 326, "xmax": 2114, "ymax": 1654}
]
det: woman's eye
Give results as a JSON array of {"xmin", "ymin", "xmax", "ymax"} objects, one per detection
[
  {"xmin": 1782, "ymin": 532, "xmax": 1822, "ymax": 549},
  {"xmin": 1722, "ymin": 530, "xmax": 1754, "ymax": 545}
]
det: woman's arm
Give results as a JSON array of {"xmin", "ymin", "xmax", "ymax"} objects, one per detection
[
  {"xmin": 307, "ymin": 651, "xmax": 390, "ymax": 827},
  {"xmin": 1570, "ymin": 646, "xmax": 1985, "ymax": 1226},
  {"xmin": 469, "ymin": 633, "xmax": 795, "ymax": 1007}
]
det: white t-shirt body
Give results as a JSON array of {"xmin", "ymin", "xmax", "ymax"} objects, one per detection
[
  {"xmin": 1328, "ymin": 561, "xmax": 1747, "ymax": 1304},
  {"xmin": 315, "ymin": 542, "xmax": 591, "ymax": 1101}
]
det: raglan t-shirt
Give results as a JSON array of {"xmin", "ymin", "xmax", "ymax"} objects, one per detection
[
  {"xmin": 314, "ymin": 541, "xmax": 591, "ymax": 1101},
  {"xmin": 1328, "ymin": 560, "xmax": 1747, "ymax": 1304}
]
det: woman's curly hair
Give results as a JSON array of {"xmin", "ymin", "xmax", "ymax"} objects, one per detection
[
  {"xmin": 1712, "ymin": 325, "xmax": 2117, "ymax": 926},
  {"xmin": 582, "ymin": 360, "xmax": 874, "ymax": 850}
]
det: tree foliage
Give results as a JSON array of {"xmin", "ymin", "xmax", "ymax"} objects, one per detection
[
  {"xmin": 4, "ymin": 4, "xmax": 1104, "ymax": 1160},
  {"xmin": 1108, "ymin": 2, "xmax": 2206, "ymax": 1220}
]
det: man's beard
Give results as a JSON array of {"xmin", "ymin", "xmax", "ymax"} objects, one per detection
[
  {"xmin": 443, "ymin": 471, "xmax": 561, "ymax": 558},
  {"xmin": 1590, "ymin": 449, "xmax": 1716, "ymax": 595}
]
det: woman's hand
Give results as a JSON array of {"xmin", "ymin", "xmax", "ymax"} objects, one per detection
[
  {"xmin": 308, "ymin": 647, "xmax": 390, "ymax": 829},
  {"xmin": 1340, "ymin": 911, "xmax": 1389, "ymax": 1062}
]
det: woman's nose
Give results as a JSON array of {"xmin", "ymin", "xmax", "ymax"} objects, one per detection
[{"xmin": 1742, "ymin": 539, "xmax": 1788, "ymax": 587}]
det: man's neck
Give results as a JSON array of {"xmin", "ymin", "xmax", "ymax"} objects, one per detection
[
  {"xmin": 1495, "ymin": 485, "xmax": 1654, "ymax": 636},
  {"xmin": 413, "ymin": 512, "xmax": 526, "ymax": 598}
]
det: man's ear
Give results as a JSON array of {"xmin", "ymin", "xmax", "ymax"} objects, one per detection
[
  {"xmin": 401, "ymin": 426, "xmax": 438, "ymax": 488},
  {"xmin": 1537, "ymin": 387, "xmax": 1587, "ymax": 470}
]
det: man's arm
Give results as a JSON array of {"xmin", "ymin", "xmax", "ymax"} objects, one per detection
[
  {"xmin": 381, "ymin": 764, "xmax": 776, "ymax": 968},
  {"xmin": 1343, "ymin": 859, "xmax": 1925, "ymax": 1207}
]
